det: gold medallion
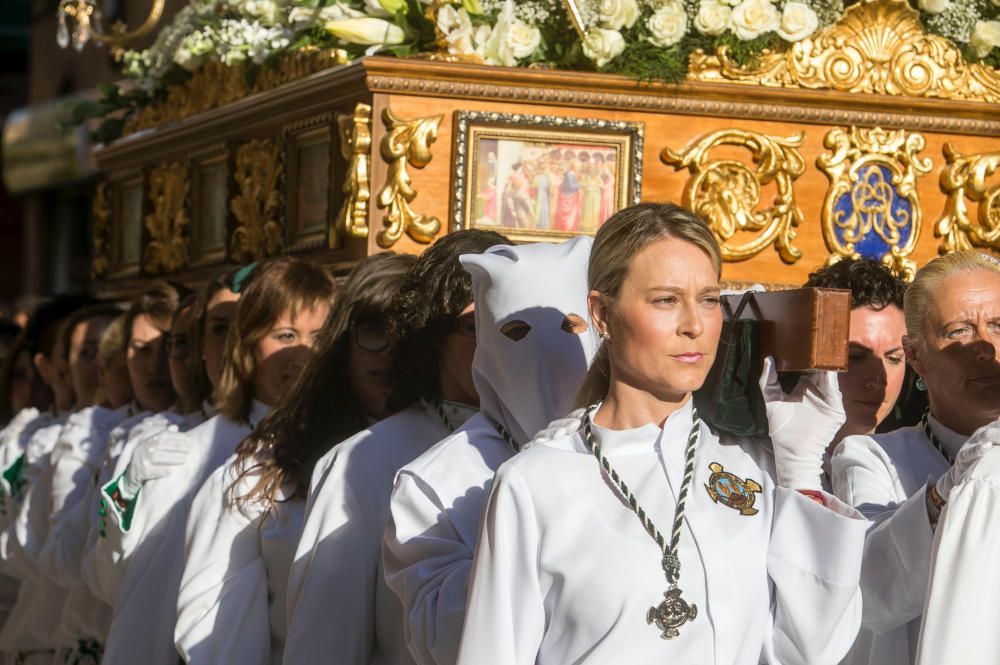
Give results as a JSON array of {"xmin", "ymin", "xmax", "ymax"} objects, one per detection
[{"xmin": 704, "ymin": 462, "xmax": 762, "ymax": 516}]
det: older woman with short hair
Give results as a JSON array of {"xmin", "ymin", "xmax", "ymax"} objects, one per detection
[{"xmin": 832, "ymin": 250, "xmax": 1000, "ymax": 665}]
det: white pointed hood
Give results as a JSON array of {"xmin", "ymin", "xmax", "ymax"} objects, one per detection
[{"xmin": 460, "ymin": 236, "xmax": 598, "ymax": 447}]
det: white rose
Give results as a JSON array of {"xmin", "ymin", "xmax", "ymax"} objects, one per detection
[
  {"xmin": 502, "ymin": 19, "xmax": 542, "ymax": 61},
  {"xmin": 694, "ymin": 0, "xmax": 731, "ymax": 36},
  {"xmin": 917, "ymin": 0, "xmax": 951, "ymax": 14},
  {"xmin": 729, "ymin": 0, "xmax": 780, "ymax": 40},
  {"xmin": 776, "ymin": 1, "xmax": 818, "ymax": 42},
  {"xmin": 971, "ymin": 20, "xmax": 1000, "ymax": 58},
  {"xmin": 598, "ymin": 0, "xmax": 640, "ymax": 30},
  {"xmin": 647, "ymin": 2, "xmax": 688, "ymax": 47},
  {"xmin": 582, "ymin": 27, "xmax": 626, "ymax": 67}
]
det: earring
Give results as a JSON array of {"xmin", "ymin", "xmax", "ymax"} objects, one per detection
[
  {"xmin": 599, "ymin": 330, "xmax": 610, "ymax": 340},
  {"xmin": 915, "ymin": 376, "xmax": 927, "ymax": 391}
]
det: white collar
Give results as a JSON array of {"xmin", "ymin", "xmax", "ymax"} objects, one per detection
[
  {"xmin": 587, "ymin": 399, "xmax": 696, "ymax": 456},
  {"xmin": 927, "ymin": 413, "xmax": 968, "ymax": 459}
]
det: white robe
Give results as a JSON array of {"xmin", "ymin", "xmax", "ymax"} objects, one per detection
[
  {"xmin": 101, "ymin": 401, "xmax": 269, "ymax": 665},
  {"xmin": 383, "ymin": 238, "xmax": 598, "ymax": 665},
  {"xmin": 915, "ymin": 444, "xmax": 1000, "ymax": 664},
  {"xmin": 175, "ymin": 455, "xmax": 303, "ymax": 665},
  {"xmin": 284, "ymin": 401, "xmax": 476, "ymax": 665},
  {"xmin": 457, "ymin": 400, "xmax": 867, "ymax": 665},
  {"xmin": 830, "ymin": 416, "xmax": 965, "ymax": 665}
]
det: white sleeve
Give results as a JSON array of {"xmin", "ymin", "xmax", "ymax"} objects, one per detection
[
  {"xmin": 383, "ymin": 471, "xmax": 476, "ymax": 665},
  {"xmin": 832, "ymin": 440, "xmax": 933, "ymax": 632},
  {"xmin": 455, "ymin": 464, "xmax": 544, "ymax": 665},
  {"xmin": 175, "ymin": 463, "xmax": 269, "ymax": 665},
  {"xmin": 37, "ymin": 420, "xmax": 105, "ymax": 585},
  {"xmin": 0, "ymin": 453, "xmax": 54, "ymax": 581},
  {"xmin": 284, "ymin": 451, "xmax": 380, "ymax": 665},
  {"xmin": 915, "ymin": 477, "xmax": 1000, "ymax": 664},
  {"xmin": 763, "ymin": 488, "xmax": 866, "ymax": 665}
]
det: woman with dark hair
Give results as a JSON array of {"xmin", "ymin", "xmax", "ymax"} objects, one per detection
[
  {"xmin": 175, "ymin": 252, "xmax": 415, "ymax": 665},
  {"xmin": 98, "ymin": 257, "xmax": 335, "ymax": 665},
  {"xmin": 282, "ymin": 230, "xmax": 509, "ymax": 665},
  {"xmin": 455, "ymin": 203, "xmax": 866, "ymax": 665}
]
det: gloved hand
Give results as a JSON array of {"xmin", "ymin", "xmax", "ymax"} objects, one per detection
[
  {"xmin": 119, "ymin": 425, "xmax": 193, "ymax": 498},
  {"xmin": 758, "ymin": 356, "xmax": 846, "ymax": 491},
  {"xmin": 935, "ymin": 420, "xmax": 1000, "ymax": 501}
]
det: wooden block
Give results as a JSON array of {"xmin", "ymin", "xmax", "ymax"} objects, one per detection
[{"xmin": 723, "ymin": 288, "xmax": 852, "ymax": 372}]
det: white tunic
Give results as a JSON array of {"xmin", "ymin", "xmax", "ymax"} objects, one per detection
[
  {"xmin": 830, "ymin": 416, "xmax": 965, "ymax": 665},
  {"xmin": 915, "ymin": 444, "xmax": 1000, "ymax": 664},
  {"xmin": 100, "ymin": 401, "xmax": 269, "ymax": 665},
  {"xmin": 456, "ymin": 401, "xmax": 867, "ymax": 665},
  {"xmin": 284, "ymin": 401, "xmax": 476, "ymax": 665},
  {"xmin": 176, "ymin": 456, "xmax": 303, "ymax": 665}
]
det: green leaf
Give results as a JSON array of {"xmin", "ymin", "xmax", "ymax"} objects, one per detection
[{"xmin": 92, "ymin": 117, "xmax": 126, "ymax": 144}]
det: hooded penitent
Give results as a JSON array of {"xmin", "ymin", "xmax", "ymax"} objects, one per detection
[{"xmin": 460, "ymin": 236, "xmax": 598, "ymax": 446}]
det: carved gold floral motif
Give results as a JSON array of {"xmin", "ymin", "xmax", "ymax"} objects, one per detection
[
  {"xmin": 144, "ymin": 161, "xmax": 190, "ymax": 274},
  {"xmin": 124, "ymin": 49, "xmax": 349, "ymax": 136},
  {"xmin": 935, "ymin": 144, "xmax": 1000, "ymax": 255},
  {"xmin": 818, "ymin": 127, "xmax": 932, "ymax": 280},
  {"xmin": 688, "ymin": 0, "xmax": 1000, "ymax": 105},
  {"xmin": 376, "ymin": 108, "xmax": 444, "ymax": 248},
  {"xmin": 230, "ymin": 139, "xmax": 283, "ymax": 262},
  {"xmin": 92, "ymin": 179, "xmax": 111, "ymax": 278},
  {"xmin": 335, "ymin": 103, "xmax": 373, "ymax": 242},
  {"xmin": 661, "ymin": 129, "xmax": 805, "ymax": 263}
]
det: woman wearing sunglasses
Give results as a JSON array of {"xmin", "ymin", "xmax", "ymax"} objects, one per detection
[
  {"xmin": 175, "ymin": 252, "xmax": 416, "ymax": 665},
  {"xmin": 282, "ymin": 230, "xmax": 509, "ymax": 665}
]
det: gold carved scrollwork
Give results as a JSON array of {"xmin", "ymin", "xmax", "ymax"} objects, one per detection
[
  {"xmin": 230, "ymin": 139, "xmax": 284, "ymax": 262},
  {"xmin": 92, "ymin": 179, "xmax": 111, "ymax": 278},
  {"xmin": 376, "ymin": 108, "xmax": 444, "ymax": 249},
  {"xmin": 818, "ymin": 127, "xmax": 932, "ymax": 280},
  {"xmin": 661, "ymin": 129, "xmax": 805, "ymax": 263},
  {"xmin": 144, "ymin": 161, "xmax": 190, "ymax": 274},
  {"xmin": 935, "ymin": 144, "xmax": 1000, "ymax": 254},
  {"xmin": 335, "ymin": 103, "xmax": 373, "ymax": 243},
  {"xmin": 688, "ymin": 0, "xmax": 1000, "ymax": 105}
]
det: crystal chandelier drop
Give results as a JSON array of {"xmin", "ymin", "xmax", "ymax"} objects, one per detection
[{"xmin": 55, "ymin": 0, "xmax": 165, "ymax": 58}]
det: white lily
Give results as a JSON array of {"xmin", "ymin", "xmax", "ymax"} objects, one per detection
[{"xmin": 325, "ymin": 17, "xmax": 407, "ymax": 45}]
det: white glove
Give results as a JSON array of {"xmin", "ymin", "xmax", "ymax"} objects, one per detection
[
  {"xmin": 528, "ymin": 408, "xmax": 587, "ymax": 446},
  {"xmin": 119, "ymin": 425, "xmax": 193, "ymax": 498},
  {"xmin": 758, "ymin": 356, "xmax": 846, "ymax": 491},
  {"xmin": 935, "ymin": 420, "xmax": 1000, "ymax": 501}
]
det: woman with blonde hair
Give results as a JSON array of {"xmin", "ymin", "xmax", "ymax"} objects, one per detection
[
  {"xmin": 97, "ymin": 257, "xmax": 335, "ymax": 665},
  {"xmin": 832, "ymin": 250, "xmax": 1000, "ymax": 665},
  {"xmin": 176, "ymin": 251, "xmax": 416, "ymax": 665},
  {"xmin": 456, "ymin": 202, "xmax": 867, "ymax": 665}
]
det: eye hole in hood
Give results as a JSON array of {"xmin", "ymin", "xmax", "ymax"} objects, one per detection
[
  {"xmin": 561, "ymin": 313, "xmax": 588, "ymax": 335},
  {"xmin": 501, "ymin": 320, "xmax": 532, "ymax": 342}
]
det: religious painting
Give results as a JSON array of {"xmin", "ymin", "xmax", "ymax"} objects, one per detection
[{"xmin": 453, "ymin": 112, "xmax": 643, "ymax": 242}]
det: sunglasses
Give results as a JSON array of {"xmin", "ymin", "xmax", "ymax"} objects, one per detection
[{"xmin": 354, "ymin": 321, "xmax": 390, "ymax": 353}]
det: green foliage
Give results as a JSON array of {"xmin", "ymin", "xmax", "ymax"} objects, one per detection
[
  {"xmin": 712, "ymin": 31, "xmax": 783, "ymax": 69},
  {"xmin": 602, "ymin": 39, "xmax": 690, "ymax": 83}
]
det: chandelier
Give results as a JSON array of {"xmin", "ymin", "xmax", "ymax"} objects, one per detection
[{"xmin": 56, "ymin": 0, "xmax": 165, "ymax": 57}]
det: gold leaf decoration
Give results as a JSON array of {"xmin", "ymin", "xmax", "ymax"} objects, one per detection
[
  {"xmin": 661, "ymin": 129, "xmax": 805, "ymax": 263},
  {"xmin": 935, "ymin": 144, "xmax": 1000, "ymax": 255},
  {"xmin": 230, "ymin": 139, "xmax": 284, "ymax": 263},
  {"xmin": 124, "ymin": 49, "xmax": 349, "ymax": 136},
  {"xmin": 688, "ymin": 0, "xmax": 1000, "ymax": 105},
  {"xmin": 335, "ymin": 103, "xmax": 373, "ymax": 242},
  {"xmin": 144, "ymin": 161, "xmax": 191, "ymax": 274},
  {"xmin": 818, "ymin": 127, "xmax": 932, "ymax": 280},
  {"xmin": 92, "ymin": 179, "xmax": 111, "ymax": 279},
  {"xmin": 376, "ymin": 107, "xmax": 444, "ymax": 248}
]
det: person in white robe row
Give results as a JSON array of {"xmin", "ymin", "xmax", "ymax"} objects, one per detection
[
  {"xmin": 97, "ymin": 257, "xmax": 336, "ymax": 665},
  {"xmin": 456, "ymin": 203, "xmax": 867, "ymax": 665},
  {"xmin": 831, "ymin": 250, "xmax": 1000, "ymax": 665},
  {"xmin": 382, "ymin": 235, "xmax": 599, "ymax": 665},
  {"xmin": 283, "ymin": 230, "xmax": 509, "ymax": 665},
  {"xmin": 176, "ymin": 252, "xmax": 415, "ymax": 665}
]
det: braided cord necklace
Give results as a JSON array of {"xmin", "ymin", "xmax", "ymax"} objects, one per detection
[
  {"xmin": 435, "ymin": 402, "xmax": 518, "ymax": 451},
  {"xmin": 433, "ymin": 401, "xmax": 461, "ymax": 435},
  {"xmin": 921, "ymin": 411, "xmax": 954, "ymax": 465},
  {"xmin": 583, "ymin": 403, "xmax": 701, "ymax": 640}
]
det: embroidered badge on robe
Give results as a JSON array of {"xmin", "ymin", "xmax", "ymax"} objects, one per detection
[{"xmin": 704, "ymin": 462, "xmax": 762, "ymax": 516}]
